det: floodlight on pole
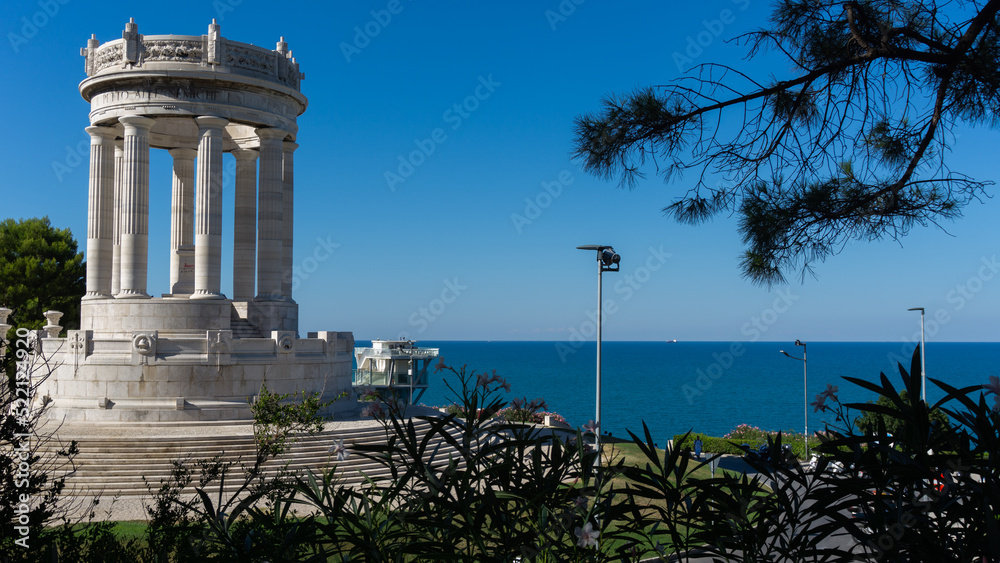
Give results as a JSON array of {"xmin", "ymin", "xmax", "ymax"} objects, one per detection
[
  {"xmin": 779, "ymin": 339, "xmax": 808, "ymax": 457},
  {"xmin": 908, "ymin": 307, "xmax": 926, "ymax": 402},
  {"xmin": 576, "ymin": 245, "xmax": 620, "ymax": 467}
]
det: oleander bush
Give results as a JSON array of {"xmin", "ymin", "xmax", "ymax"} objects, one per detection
[{"xmin": 5, "ymin": 344, "xmax": 1000, "ymax": 561}]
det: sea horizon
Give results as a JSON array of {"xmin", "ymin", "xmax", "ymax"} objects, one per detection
[{"xmin": 355, "ymin": 340, "xmax": 1000, "ymax": 444}]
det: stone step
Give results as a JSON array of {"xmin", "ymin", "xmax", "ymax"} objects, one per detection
[
  {"xmin": 230, "ymin": 317, "xmax": 259, "ymax": 338},
  {"xmin": 42, "ymin": 419, "xmax": 462, "ymax": 496},
  {"xmin": 39, "ymin": 426, "xmax": 395, "ymax": 455}
]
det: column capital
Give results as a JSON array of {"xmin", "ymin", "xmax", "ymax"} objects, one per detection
[
  {"xmin": 196, "ymin": 115, "xmax": 229, "ymax": 131},
  {"xmin": 118, "ymin": 115, "xmax": 155, "ymax": 131},
  {"xmin": 282, "ymin": 141, "xmax": 299, "ymax": 152},
  {"xmin": 232, "ymin": 148, "xmax": 259, "ymax": 161},
  {"xmin": 85, "ymin": 125, "xmax": 117, "ymax": 141},
  {"xmin": 168, "ymin": 147, "xmax": 199, "ymax": 160},
  {"xmin": 255, "ymin": 127, "xmax": 289, "ymax": 142}
]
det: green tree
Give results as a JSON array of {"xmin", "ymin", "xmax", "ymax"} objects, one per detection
[
  {"xmin": 0, "ymin": 217, "xmax": 85, "ymax": 334},
  {"xmin": 855, "ymin": 388, "xmax": 950, "ymax": 435},
  {"xmin": 573, "ymin": 0, "xmax": 1000, "ymax": 284}
]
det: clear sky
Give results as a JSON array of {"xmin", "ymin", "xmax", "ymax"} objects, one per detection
[{"xmin": 2, "ymin": 1, "xmax": 997, "ymax": 343}]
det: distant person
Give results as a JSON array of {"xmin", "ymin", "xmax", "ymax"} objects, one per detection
[{"xmin": 694, "ymin": 437, "xmax": 703, "ymax": 460}]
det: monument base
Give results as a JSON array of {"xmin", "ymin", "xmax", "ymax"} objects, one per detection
[{"xmin": 36, "ymin": 327, "xmax": 356, "ymax": 423}]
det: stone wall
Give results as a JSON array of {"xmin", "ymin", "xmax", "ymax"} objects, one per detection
[{"xmin": 37, "ymin": 330, "xmax": 356, "ymax": 423}]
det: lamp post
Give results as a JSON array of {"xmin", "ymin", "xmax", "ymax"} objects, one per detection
[
  {"xmin": 908, "ymin": 307, "xmax": 926, "ymax": 402},
  {"xmin": 779, "ymin": 339, "xmax": 808, "ymax": 457},
  {"xmin": 577, "ymin": 245, "xmax": 620, "ymax": 466}
]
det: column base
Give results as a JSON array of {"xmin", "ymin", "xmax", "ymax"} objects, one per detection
[
  {"xmin": 115, "ymin": 290, "xmax": 151, "ymax": 299},
  {"xmin": 83, "ymin": 292, "xmax": 113, "ymax": 300},
  {"xmin": 191, "ymin": 291, "xmax": 226, "ymax": 300}
]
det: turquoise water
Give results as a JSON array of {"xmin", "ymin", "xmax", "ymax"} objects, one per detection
[{"xmin": 357, "ymin": 341, "xmax": 1000, "ymax": 443}]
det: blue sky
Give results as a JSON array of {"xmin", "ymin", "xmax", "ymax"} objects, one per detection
[{"xmin": 2, "ymin": 1, "xmax": 998, "ymax": 342}]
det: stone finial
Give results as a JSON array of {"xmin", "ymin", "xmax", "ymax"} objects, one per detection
[
  {"xmin": 276, "ymin": 36, "xmax": 288, "ymax": 55},
  {"xmin": 0, "ymin": 307, "xmax": 11, "ymax": 325},
  {"xmin": 43, "ymin": 310, "xmax": 63, "ymax": 338},
  {"xmin": 206, "ymin": 18, "xmax": 222, "ymax": 65},
  {"xmin": 82, "ymin": 33, "xmax": 99, "ymax": 76},
  {"xmin": 123, "ymin": 18, "xmax": 141, "ymax": 65}
]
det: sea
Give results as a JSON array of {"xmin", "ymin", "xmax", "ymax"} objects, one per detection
[{"xmin": 355, "ymin": 340, "xmax": 1000, "ymax": 444}]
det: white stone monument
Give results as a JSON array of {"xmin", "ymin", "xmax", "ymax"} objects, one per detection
[{"xmin": 39, "ymin": 19, "xmax": 355, "ymax": 422}]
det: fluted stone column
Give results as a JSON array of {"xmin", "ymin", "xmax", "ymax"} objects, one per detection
[
  {"xmin": 111, "ymin": 141, "xmax": 124, "ymax": 296},
  {"xmin": 255, "ymin": 128, "xmax": 287, "ymax": 301},
  {"xmin": 84, "ymin": 126, "xmax": 117, "ymax": 299},
  {"xmin": 169, "ymin": 148, "xmax": 197, "ymax": 295},
  {"xmin": 117, "ymin": 115, "xmax": 155, "ymax": 299},
  {"xmin": 281, "ymin": 141, "xmax": 297, "ymax": 300},
  {"xmin": 192, "ymin": 116, "xmax": 228, "ymax": 300},
  {"xmin": 233, "ymin": 148, "xmax": 258, "ymax": 301}
]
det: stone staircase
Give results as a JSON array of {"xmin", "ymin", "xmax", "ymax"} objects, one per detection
[
  {"xmin": 230, "ymin": 317, "xmax": 259, "ymax": 339},
  {"xmin": 39, "ymin": 419, "xmax": 458, "ymax": 498}
]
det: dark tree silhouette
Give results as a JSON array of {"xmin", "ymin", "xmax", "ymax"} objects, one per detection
[{"xmin": 573, "ymin": 0, "xmax": 1000, "ymax": 284}]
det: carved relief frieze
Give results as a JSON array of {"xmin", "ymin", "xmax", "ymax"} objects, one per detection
[
  {"xmin": 92, "ymin": 43, "xmax": 123, "ymax": 74},
  {"xmin": 276, "ymin": 58, "xmax": 302, "ymax": 89},
  {"xmin": 227, "ymin": 44, "xmax": 274, "ymax": 74},
  {"xmin": 143, "ymin": 39, "xmax": 203, "ymax": 63}
]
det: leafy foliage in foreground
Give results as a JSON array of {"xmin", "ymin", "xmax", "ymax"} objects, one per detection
[{"xmin": 5, "ymin": 346, "xmax": 1000, "ymax": 561}]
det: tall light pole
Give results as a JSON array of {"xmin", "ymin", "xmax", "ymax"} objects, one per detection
[
  {"xmin": 577, "ymin": 245, "xmax": 620, "ymax": 465},
  {"xmin": 779, "ymin": 339, "xmax": 808, "ymax": 458},
  {"xmin": 908, "ymin": 307, "xmax": 926, "ymax": 402}
]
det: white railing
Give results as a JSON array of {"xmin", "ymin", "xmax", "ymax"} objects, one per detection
[{"xmin": 354, "ymin": 347, "xmax": 439, "ymax": 360}]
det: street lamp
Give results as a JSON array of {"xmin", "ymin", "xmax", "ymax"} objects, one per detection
[
  {"xmin": 908, "ymin": 307, "xmax": 926, "ymax": 402},
  {"xmin": 779, "ymin": 339, "xmax": 808, "ymax": 458},
  {"xmin": 577, "ymin": 245, "xmax": 620, "ymax": 465}
]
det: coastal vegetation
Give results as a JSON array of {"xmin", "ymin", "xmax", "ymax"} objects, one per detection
[
  {"xmin": 4, "ymin": 342, "xmax": 1000, "ymax": 560},
  {"xmin": 673, "ymin": 426, "xmax": 821, "ymax": 459}
]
